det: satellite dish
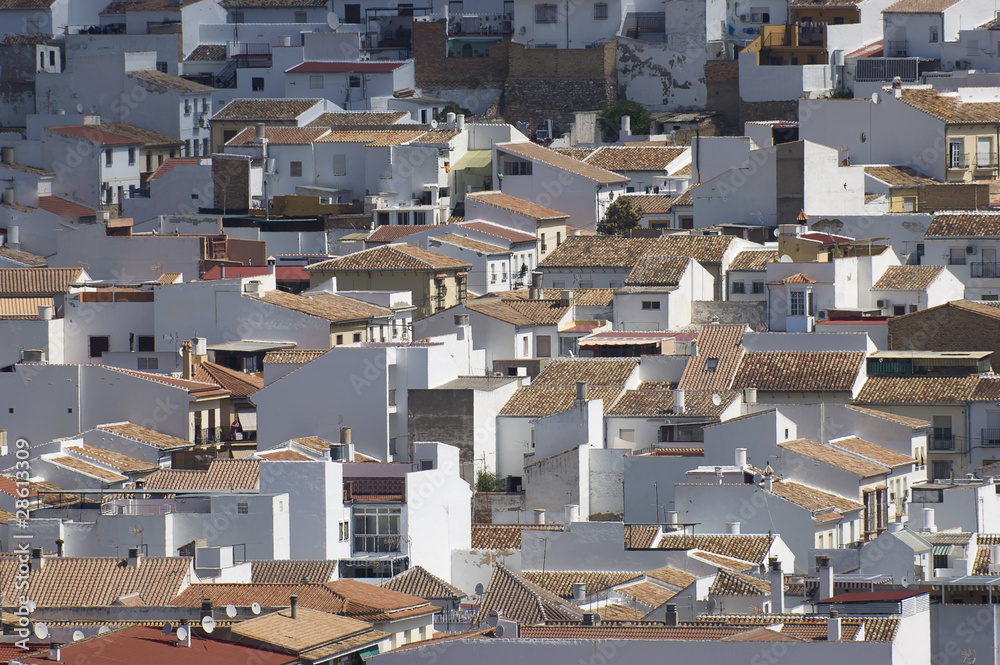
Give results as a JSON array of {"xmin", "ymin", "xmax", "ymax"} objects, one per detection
[
  {"xmin": 26, "ymin": 600, "xmax": 36, "ymax": 612},
  {"xmin": 226, "ymin": 604, "xmax": 237, "ymax": 618},
  {"xmin": 772, "ymin": 227, "xmax": 781, "ymax": 238},
  {"xmin": 251, "ymin": 602, "xmax": 262, "ymax": 615},
  {"xmin": 901, "ymin": 577, "xmax": 910, "ymax": 588},
  {"xmin": 486, "ymin": 610, "xmax": 501, "ymax": 627},
  {"xmin": 201, "ymin": 615, "xmax": 216, "ymax": 633},
  {"xmin": 327, "ymin": 12, "xmax": 341, "ymax": 29},
  {"xmin": 75, "ymin": 103, "xmax": 84, "ymax": 113},
  {"xmin": 430, "ymin": 119, "xmax": 439, "ymax": 129},
  {"xmin": 98, "ymin": 626, "xmax": 111, "ymax": 635},
  {"xmin": 33, "ymin": 622, "xmax": 48, "ymax": 640},
  {"xmin": 494, "ymin": 624, "xmax": 505, "ymax": 637},
  {"xmin": 711, "ymin": 393, "xmax": 722, "ymax": 406},
  {"xmin": 72, "ymin": 630, "xmax": 85, "ymax": 641},
  {"xmin": 162, "ymin": 622, "xmax": 173, "ymax": 636},
  {"xmin": 475, "ymin": 583, "xmax": 484, "ymax": 595},
  {"xmin": 779, "ymin": 254, "xmax": 793, "ymax": 263},
  {"xmin": 871, "ymin": 92, "xmax": 881, "ymax": 105},
  {"xmin": 176, "ymin": 626, "xmax": 188, "ymax": 642}
]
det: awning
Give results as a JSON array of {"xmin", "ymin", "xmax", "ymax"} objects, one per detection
[
  {"xmin": 359, "ymin": 646, "xmax": 381, "ymax": 661},
  {"xmin": 235, "ymin": 411, "xmax": 257, "ymax": 431},
  {"xmin": 932, "ymin": 544, "xmax": 954, "ymax": 557},
  {"xmin": 453, "ymin": 149, "xmax": 492, "ymax": 170}
]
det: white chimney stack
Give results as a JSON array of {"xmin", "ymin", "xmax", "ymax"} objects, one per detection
[
  {"xmin": 674, "ymin": 389, "xmax": 685, "ymax": 414},
  {"xmin": 923, "ymin": 507, "xmax": 937, "ymax": 532},
  {"xmin": 769, "ymin": 558, "xmax": 784, "ymax": 614},
  {"xmin": 621, "ymin": 115, "xmax": 631, "ymax": 137},
  {"xmin": 817, "ymin": 555, "xmax": 833, "ymax": 601},
  {"xmin": 735, "ymin": 448, "xmax": 747, "ymax": 467},
  {"xmin": 565, "ymin": 504, "xmax": 580, "ymax": 523},
  {"xmin": 827, "ymin": 610, "xmax": 842, "ymax": 641},
  {"xmin": 534, "ymin": 508, "xmax": 546, "ymax": 524},
  {"xmin": 725, "ymin": 521, "xmax": 740, "ymax": 534}
]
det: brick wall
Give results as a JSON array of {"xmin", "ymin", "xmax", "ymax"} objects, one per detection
[
  {"xmin": 212, "ymin": 156, "xmax": 251, "ymax": 212},
  {"xmin": 889, "ymin": 306, "xmax": 1000, "ymax": 371},
  {"xmin": 739, "ymin": 100, "xmax": 798, "ymax": 126},
  {"xmin": 918, "ymin": 183, "xmax": 991, "ymax": 213},
  {"xmin": 413, "ymin": 19, "xmax": 509, "ymax": 89},
  {"xmin": 705, "ymin": 60, "xmax": 740, "ymax": 131}
]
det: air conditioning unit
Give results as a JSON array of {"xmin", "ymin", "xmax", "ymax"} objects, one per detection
[
  {"xmin": 817, "ymin": 309, "xmax": 828, "ymax": 320},
  {"xmin": 876, "ymin": 299, "xmax": 888, "ymax": 308},
  {"xmin": 739, "ymin": 14, "xmax": 749, "ymax": 21},
  {"xmin": 956, "ymin": 60, "xmax": 970, "ymax": 69},
  {"xmin": 967, "ymin": 246, "xmax": 976, "ymax": 254}
]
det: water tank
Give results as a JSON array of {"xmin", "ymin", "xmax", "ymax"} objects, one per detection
[{"xmin": 38, "ymin": 306, "xmax": 53, "ymax": 321}]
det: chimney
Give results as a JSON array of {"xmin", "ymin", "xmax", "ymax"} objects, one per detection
[
  {"xmin": 31, "ymin": 547, "xmax": 43, "ymax": 570},
  {"xmin": 181, "ymin": 340, "xmax": 193, "ymax": 380},
  {"xmin": 565, "ymin": 504, "xmax": 580, "ymax": 523},
  {"xmin": 340, "ymin": 426, "xmax": 352, "ymax": 447},
  {"xmin": 923, "ymin": 507, "xmax": 937, "ymax": 532},
  {"xmin": 769, "ymin": 558, "xmax": 784, "ymax": 614},
  {"xmin": 48, "ymin": 644, "xmax": 62, "ymax": 661},
  {"xmin": 454, "ymin": 313, "xmax": 469, "ymax": 327},
  {"xmin": 735, "ymin": 448, "xmax": 747, "ymax": 467},
  {"xmin": 817, "ymin": 555, "xmax": 833, "ymax": 601},
  {"xmin": 255, "ymin": 123, "xmax": 266, "ymax": 141},
  {"xmin": 621, "ymin": 115, "xmax": 631, "ymax": 138},
  {"xmin": 456, "ymin": 114, "xmax": 465, "ymax": 132},
  {"xmin": 220, "ymin": 264, "xmax": 226, "ymax": 279},
  {"xmin": 581, "ymin": 612, "xmax": 600, "ymax": 626},
  {"xmin": 559, "ymin": 289, "xmax": 573, "ymax": 308},
  {"xmin": 446, "ymin": 112, "xmax": 456, "ymax": 130},
  {"xmin": 127, "ymin": 547, "xmax": 141, "ymax": 568},
  {"xmin": 290, "ymin": 594, "xmax": 298, "ymax": 619},
  {"xmin": 572, "ymin": 581, "xmax": 586, "ymax": 602},
  {"xmin": 888, "ymin": 521, "xmax": 904, "ymax": 533},
  {"xmin": 664, "ymin": 603, "xmax": 678, "ymax": 626},
  {"xmin": 674, "ymin": 389, "xmax": 685, "ymax": 414},
  {"xmin": 534, "ymin": 508, "xmax": 546, "ymax": 524},
  {"xmin": 191, "ymin": 337, "xmax": 207, "ymax": 366},
  {"xmin": 267, "ymin": 256, "xmax": 276, "ymax": 276},
  {"xmin": 725, "ymin": 521, "xmax": 740, "ymax": 534},
  {"xmin": 575, "ymin": 381, "xmax": 588, "ymax": 404},
  {"xmin": 665, "ymin": 510, "xmax": 679, "ymax": 531},
  {"xmin": 8, "ymin": 225, "xmax": 19, "ymax": 250},
  {"xmin": 827, "ymin": 610, "xmax": 841, "ymax": 641},
  {"xmin": 200, "ymin": 599, "xmax": 213, "ymax": 620},
  {"xmin": 690, "ymin": 340, "xmax": 698, "ymax": 358},
  {"xmin": 55, "ymin": 539, "xmax": 64, "ymax": 558},
  {"xmin": 529, "ymin": 271, "xmax": 543, "ymax": 299}
]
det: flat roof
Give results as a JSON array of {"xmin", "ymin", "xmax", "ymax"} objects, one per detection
[
  {"xmin": 869, "ymin": 350, "xmax": 992, "ymax": 359},
  {"xmin": 207, "ymin": 341, "xmax": 297, "ymax": 352}
]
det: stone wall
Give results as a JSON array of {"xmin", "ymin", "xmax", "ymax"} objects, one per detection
[
  {"xmin": 692, "ymin": 300, "xmax": 768, "ymax": 330},
  {"xmin": 212, "ymin": 155, "xmax": 251, "ymax": 213},
  {"xmin": 739, "ymin": 99, "xmax": 798, "ymax": 127},
  {"xmin": 705, "ymin": 60, "xmax": 740, "ymax": 131},
  {"xmin": 413, "ymin": 19, "xmax": 509, "ymax": 89},
  {"xmin": 918, "ymin": 183, "xmax": 991, "ymax": 213}
]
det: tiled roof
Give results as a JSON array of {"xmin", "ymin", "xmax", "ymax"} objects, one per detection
[
  {"xmin": 286, "ymin": 436, "xmax": 336, "ymax": 453},
  {"xmin": 0, "ymin": 556, "xmax": 190, "ymax": 607},
  {"xmin": 685, "ymin": 615, "xmax": 897, "ymax": 642},
  {"xmin": 47, "ymin": 455, "xmax": 128, "ymax": 482},
  {"xmin": 653, "ymin": 234, "xmax": 735, "ymax": 264},
  {"xmin": 729, "ymin": 249, "xmax": 778, "ymax": 272},
  {"xmin": 0, "ymin": 296, "xmax": 53, "ymax": 319},
  {"xmin": 689, "ymin": 550, "xmax": 758, "ymax": 573},
  {"xmin": 884, "ymin": 0, "xmax": 961, "ymax": 12},
  {"xmin": 313, "ymin": 128, "xmax": 430, "ymax": 146},
  {"xmin": 470, "ymin": 523, "xmax": 563, "ymax": 549},
  {"xmin": 478, "ymin": 564, "xmax": 583, "ymax": 625},
  {"xmin": 287, "ymin": 61, "xmax": 407, "ymax": 74},
  {"xmin": 532, "ymin": 358, "xmax": 639, "ymax": 387},
  {"xmin": 252, "ymin": 290, "xmax": 392, "ymax": 323},
  {"xmin": 466, "ymin": 191, "xmax": 569, "ymax": 220},
  {"xmin": 0, "ymin": 246, "xmax": 45, "ymax": 266},
  {"xmin": 212, "ymin": 98, "xmax": 321, "ymax": 121},
  {"xmin": 383, "ymin": 565, "xmax": 465, "ymax": 600},
  {"xmin": 779, "ymin": 439, "xmax": 890, "ymax": 477},
  {"xmin": 185, "ymin": 44, "xmax": 226, "ymax": 61},
  {"xmin": 227, "ymin": 126, "xmax": 330, "ymax": 145},
  {"xmin": 539, "ymin": 236, "xmax": 648, "ymax": 268},
  {"xmin": 584, "ymin": 146, "xmax": 687, "ymax": 171},
  {"xmin": 645, "ymin": 566, "xmax": 698, "ymax": 588},
  {"xmin": 307, "ymin": 110, "xmax": 410, "ymax": 127},
  {"xmin": 677, "ymin": 324, "xmax": 745, "ymax": 392},
  {"xmin": 0, "ymin": 267, "xmax": 84, "ymax": 295},
  {"xmin": 102, "ymin": 366, "xmax": 229, "ymax": 398},
  {"xmin": 492, "ymin": 287, "xmax": 615, "ymax": 307},
  {"xmin": 129, "ymin": 70, "xmax": 214, "ymax": 92},
  {"xmin": 829, "ymin": 436, "xmax": 915, "ymax": 467},
  {"xmin": 624, "ymin": 255, "xmax": 689, "ymax": 286},
  {"xmin": 96, "ymin": 422, "xmax": 192, "ymax": 450},
  {"xmin": 625, "ymin": 524, "xmax": 659, "ymax": 549},
  {"xmin": 306, "ymin": 244, "xmax": 472, "ymax": 272},
  {"xmin": 432, "ymin": 233, "xmax": 508, "ymax": 254},
  {"xmin": 709, "ymin": 569, "xmax": 771, "ymax": 596},
  {"xmin": 147, "ymin": 157, "xmax": 200, "ymax": 182},
  {"xmin": 193, "ymin": 361, "xmax": 264, "ymax": 397},
  {"xmin": 231, "ymin": 606, "xmax": 386, "ymax": 654},
  {"xmin": 898, "ymin": 87, "xmax": 1000, "ymax": 124},
  {"xmin": 499, "ymin": 385, "xmax": 624, "ymax": 417},
  {"xmin": 256, "ymin": 449, "xmax": 313, "ymax": 460},
  {"xmin": 70, "ymin": 444, "xmax": 159, "ymax": 473},
  {"xmin": 250, "ymin": 559, "xmax": 340, "ymax": 583},
  {"xmin": 864, "ymin": 165, "xmax": 938, "ymax": 187},
  {"xmin": 465, "ymin": 297, "xmax": 568, "ymax": 326},
  {"xmin": 366, "ymin": 225, "xmax": 425, "ymax": 243},
  {"xmin": 142, "ymin": 459, "xmax": 259, "ymax": 490},
  {"xmin": 99, "ymin": 122, "xmax": 184, "ymax": 147},
  {"xmin": 657, "ymin": 534, "xmax": 774, "ymax": 563},
  {"xmin": 496, "ymin": 142, "xmax": 629, "ymax": 184},
  {"xmin": 770, "ymin": 480, "xmax": 863, "ymax": 513},
  {"xmin": 606, "ymin": 388, "xmax": 737, "ymax": 418},
  {"xmin": 519, "ymin": 624, "xmax": 752, "ymax": 639},
  {"xmin": 616, "ymin": 580, "xmax": 677, "ymax": 606},
  {"xmin": 854, "ymin": 375, "xmax": 981, "ymax": 404},
  {"xmin": 873, "ymin": 265, "xmax": 944, "ymax": 290},
  {"xmin": 974, "ymin": 534, "xmax": 1000, "ymax": 574},
  {"xmin": 927, "ymin": 213, "xmax": 1000, "ymax": 237},
  {"xmin": 263, "ymin": 349, "xmax": 327, "ymax": 364},
  {"xmin": 731, "ymin": 351, "xmax": 865, "ymax": 392},
  {"xmin": 37, "ymin": 196, "xmax": 96, "ymax": 219},
  {"xmin": 619, "ymin": 194, "xmax": 677, "ymax": 214},
  {"xmin": 521, "ymin": 571, "xmax": 640, "ymax": 598},
  {"xmin": 598, "ymin": 603, "xmax": 647, "ymax": 621},
  {"xmin": 2, "ymin": 32, "xmax": 52, "ymax": 42},
  {"xmin": 844, "ymin": 405, "xmax": 931, "ymax": 428},
  {"xmin": 456, "ymin": 220, "xmax": 539, "ymax": 244},
  {"xmin": 771, "ymin": 272, "xmax": 817, "ymax": 284},
  {"xmin": 324, "ymin": 578, "xmax": 435, "ymax": 620}
]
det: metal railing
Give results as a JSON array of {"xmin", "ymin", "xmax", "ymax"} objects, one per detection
[
  {"xmin": 854, "ymin": 57, "xmax": 918, "ymax": 82},
  {"xmin": 971, "ymin": 262, "xmax": 1000, "ymax": 278},
  {"xmin": 929, "ymin": 435, "xmax": 955, "ymax": 451},
  {"xmin": 353, "ymin": 534, "xmax": 402, "ymax": 554},
  {"xmin": 948, "ymin": 153, "xmax": 969, "ymax": 169},
  {"xmin": 982, "ymin": 429, "xmax": 1000, "ymax": 446},
  {"xmin": 195, "ymin": 427, "xmax": 221, "ymax": 445}
]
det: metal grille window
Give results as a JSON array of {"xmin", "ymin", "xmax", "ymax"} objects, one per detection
[
  {"xmin": 237, "ymin": 502, "xmax": 249, "ymax": 514},
  {"xmin": 731, "ymin": 281, "xmax": 745, "ymax": 294},
  {"xmin": 535, "ymin": 3, "xmax": 557, "ymax": 22},
  {"xmin": 353, "ymin": 505, "xmax": 401, "ymax": 553},
  {"xmin": 594, "ymin": 2, "xmax": 608, "ymax": 19},
  {"xmin": 752, "ymin": 281, "xmax": 764, "ymax": 294},
  {"xmin": 789, "ymin": 290, "xmax": 805, "ymax": 316}
]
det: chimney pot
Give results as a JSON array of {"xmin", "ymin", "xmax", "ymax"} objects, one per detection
[
  {"xmin": 56, "ymin": 539, "xmax": 64, "ymax": 557},
  {"xmin": 827, "ymin": 610, "xmax": 842, "ymax": 641},
  {"xmin": 576, "ymin": 381, "xmax": 587, "ymax": 403},
  {"xmin": 769, "ymin": 558, "xmax": 785, "ymax": 613},
  {"xmin": 572, "ymin": 581, "xmax": 586, "ymax": 602},
  {"xmin": 290, "ymin": 594, "xmax": 298, "ymax": 619},
  {"xmin": 127, "ymin": 547, "xmax": 141, "ymax": 568},
  {"xmin": 534, "ymin": 508, "xmax": 546, "ymax": 524},
  {"xmin": 31, "ymin": 547, "xmax": 43, "ymax": 570},
  {"xmin": 664, "ymin": 603, "xmax": 678, "ymax": 626}
]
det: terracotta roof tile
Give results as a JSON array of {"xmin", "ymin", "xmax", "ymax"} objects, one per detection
[
  {"xmin": 250, "ymin": 560, "xmax": 339, "ymax": 583},
  {"xmin": 731, "ymin": 351, "xmax": 865, "ymax": 392},
  {"xmin": 478, "ymin": 564, "xmax": 583, "ymax": 625},
  {"xmin": 645, "ymin": 566, "xmax": 697, "ymax": 588},
  {"xmin": 128, "ymin": 70, "xmax": 214, "ymax": 93},
  {"xmin": 251, "ymin": 290, "xmax": 392, "ymax": 323},
  {"xmin": 709, "ymin": 569, "xmax": 772, "ymax": 596},
  {"xmin": 884, "ymin": 0, "xmax": 961, "ymax": 14},
  {"xmin": 306, "ymin": 110, "xmax": 410, "ymax": 127},
  {"xmin": 470, "ymin": 524, "xmax": 563, "ymax": 549},
  {"xmin": 864, "ymin": 165, "xmax": 938, "ymax": 187},
  {"xmin": 927, "ymin": 213, "xmax": 1000, "ymax": 237},
  {"xmin": 779, "ymin": 439, "xmax": 890, "ymax": 477},
  {"xmin": 532, "ymin": 358, "xmax": 639, "ymax": 386},
  {"xmin": 625, "ymin": 524, "xmax": 660, "ymax": 549},
  {"xmin": 539, "ymin": 236, "xmax": 648, "ymax": 268},
  {"xmin": 256, "ymin": 449, "xmax": 313, "ymax": 460},
  {"xmin": 606, "ymin": 389, "xmax": 738, "ymax": 417},
  {"xmin": 193, "ymin": 361, "xmax": 263, "ymax": 397},
  {"xmin": 264, "ymin": 349, "xmax": 327, "ymax": 364},
  {"xmin": 142, "ymin": 459, "xmax": 259, "ymax": 490},
  {"xmin": 521, "ymin": 571, "xmax": 640, "ymax": 598},
  {"xmin": 729, "ymin": 249, "xmax": 778, "ymax": 272},
  {"xmin": 0, "ymin": 267, "xmax": 85, "ymax": 295},
  {"xmin": 185, "ymin": 44, "xmax": 226, "ymax": 61},
  {"xmin": 466, "ymin": 191, "xmax": 569, "ymax": 220},
  {"xmin": 677, "ymin": 324, "xmax": 746, "ymax": 391},
  {"xmin": 770, "ymin": 479, "xmax": 863, "ymax": 513},
  {"xmin": 829, "ymin": 436, "xmax": 916, "ymax": 467},
  {"xmin": 70, "ymin": 444, "xmax": 159, "ymax": 473},
  {"xmin": 496, "ymin": 142, "xmax": 629, "ymax": 184},
  {"xmin": 383, "ymin": 565, "xmax": 466, "ymax": 600},
  {"xmin": 228, "ymin": 126, "xmax": 330, "ymax": 145},
  {"xmin": 96, "ymin": 423, "xmax": 192, "ymax": 450},
  {"xmin": 500, "ymin": 385, "xmax": 623, "ymax": 416},
  {"xmin": 615, "ymin": 580, "xmax": 677, "ymax": 606},
  {"xmin": 102, "ymin": 366, "xmax": 229, "ymax": 398},
  {"xmin": 898, "ymin": 87, "xmax": 1000, "ymax": 124},
  {"xmin": 854, "ymin": 375, "xmax": 982, "ymax": 404},
  {"xmin": 598, "ymin": 603, "xmax": 646, "ymax": 621},
  {"xmin": 0, "ymin": 296, "xmax": 53, "ymax": 319},
  {"xmin": 231, "ymin": 606, "xmax": 386, "ymax": 654},
  {"xmin": 46, "ymin": 455, "xmax": 128, "ymax": 482},
  {"xmin": 0, "ymin": 246, "xmax": 45, "ymax": 267},
  {"xmin": 619, "ymin": 194, "xmax": 677, "ymax": 214},
  {"xmin": 366, "ymin": 225, "xmax": 426, "ymax": 243},
  {"xmin": 313, "ymin": 128, "xmax": 429, "ymax": 146},
  {"xmin": 431, "ymin": 233, "xmax": 508, "ymax": 254},
  {"xmin": 689, "ymin": 550, "xmax": 758, "ymax": 572},
  {"xmin": 99, "ymin": 122, "xmax": 184, "ymax": 148},
  {"xmin": 212, "ymin": 98, "xmax": 321, "ymax": 121},
  {"xmin": 147, "ymin": 157, "xmax": 200, "ymax": 182},
  {"xmin": 36, "ymin": 196, "xmax": 96, "ymax": 219},
  {"xmin": 584, "ymin": 146, "xmax": 687, "ymax": 172},
  {"xmin": 49, "ymin": 126, "xmax": 141, "ymax": 145},
  {"xmin": 306, "ymin": 244, "xmax": 472, "ymax": 272},
  {"xmin": 844, "ymin": 405, "xmax": 931, "ymax": 428},
  {"xmin": 624, "ymin": 255, "xmax": 690, "ymax": 286},
  {"xmin": 657, "ymin": 534, "xmax": 774, "ymax": 562},
  {"xmin": 873, "ymin": 265, "xmax": 945, "ymax": 290},
  {"xmin": 456, "ymin": 220, "xmax": 539, "ymax": 243},
  {"xmin": 466, "ymin": 297, "xmax": 567, "ymax": 326}
]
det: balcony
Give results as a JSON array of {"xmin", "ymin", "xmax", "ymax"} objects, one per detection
[
  {"xmin": 948, "ymin": 154, "xmax": 969, "ymax": 170},
  {"xmin": 982, "ymin": 428, "xmax": 1000, "ymax": 446},
  {"xmin": 353, "ymin": 534, "xmax": 402, "ymax": 554},
  {"xmin": 195, "ymin": 427, "xmax": 221, "ymax": 445},
  {"xmin": 974, "ymin": 153, "xmax": 997, "ymax": 171},
  {"xmin": 929, "ymin": 435, "xmax": 955, "ymax": 451},
  {"xmin": 622, "ymin": 12, "xmax": 666, "ymax": 42},
  {"xmin": 854, "ymin": 57, "xmax": 918, "ymax": 83},
  {"xmin": 886, "ymin": 40, "xmax": 908, "ymax": 56},
  {"xmin": 971, "ymin": 262, "xmax": 1000, "ymax": 278}
]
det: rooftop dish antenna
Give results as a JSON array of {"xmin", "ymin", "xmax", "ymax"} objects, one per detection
[
  {"xmin": 871, "ymin": 91, "xmax": 881, "ymax": 104},
  {"xmin": 72, "ymin": 630, "xmax": 85, "ymax": 642},
  {"xmin": 176, "ymin": 625, "xmax": 189, "ymax": 642},
  {"xmin": 33, "ymin": 622, "xmax": 48, "ymax": 640},
  {"xmin": 251, "ymin": 602, "xmax": 262, "ymax": 615},
  {"xmin": 98, "ymin": 626, "xmax": 111, "ymax": 635},
  {"xmin": 201, "ymin": 615, "xmax": 216, "ymax": 634},
  {"xmin": 162, "ymin": 622, "xmax": 173, "ymax": 636},
  {"xmin": 486, "ymin": 610, "xmax": 501, "ymax": 627},
  {"xmin": 225, "ymin": 604, "xmax": 237, "ymax": 618},
  {"xmin": 327, "ymin": 12, "xmax": 341, "ymax": 29},
  {"xmin": 711, "ymin": 393, "xmax": 722, "ymax": 406}
]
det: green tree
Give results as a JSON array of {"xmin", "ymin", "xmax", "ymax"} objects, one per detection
[
  {"xmin": 475, "ymin": 469, "xmax": 506, "ymax": 492},
  {"xmin": 598, "ymin": 100, "xmax": 652, "ymax": 142},
  {"xmin": 598, "ymin": 196, "xmax": 642, "ymax": 236}
]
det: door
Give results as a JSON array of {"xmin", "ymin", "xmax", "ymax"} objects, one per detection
[
  {"xmin": 344, "ymin": 4, "xmax": 361, "ymax": 23},
  {"xmin": 983, "ymin": 247, "xmax": 997, "ymax": 277}
]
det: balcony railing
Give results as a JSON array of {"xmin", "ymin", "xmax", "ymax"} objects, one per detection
[
  {"xmin": 948, "ymin": 154, "xmax": 969, "ymax": 169},
  {"xmin": 929, "ymin": 435, "xmax": 955, "ymax": 451},
  {"xmin": 975, "ymin": 153, "xmax": 997, "ymax": 169},
  {"xmin": 195, "ymin": 427, "xmax": 221, "ymax": 445},
  {"xmin": 982, "ymin": 429, "xmax": 1000, "ymax": 446},
  {"xmin": 854, "ymin": 57, "xmax": 918, "ymax": 83},
  {"xmin": 971, "ymin": 262, "xmax": 1000, "ymax": 278},
  {"xmin": 353, "ymin": 534, "xmax": 401, "ymax": 554},
  {"xmin": 887, "ymin": 40, "xmax": 908, "ymax": 56}
]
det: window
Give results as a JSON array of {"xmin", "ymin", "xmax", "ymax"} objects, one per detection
[
  {"xmin": 127, "ymin": 148, "xmax": 136, "ymax": 166},
  {"xmin": 336, "ymin": 334, "xmax": 344, "ymax": 345},
  {"xmin": 309, "ymin": 75, "xmax": 324, "ymax": 89},
  {"xmin": 949, "ymin": 139, "xmax": 964, "ymax": 168},
  {"xmin": 137, "ymin": 357, "xmax": 158, "ymax": 370},
  {"xmin": 790, "ymin": 290, "xmax": 805, "ymax": 316},
  {"xmin": 502, "ymin": 160, "xmax": 532, "ymax": 175},
  {"xmin": 349, "ymin": 75, "xmax": 361, "ymax": 88},
  {"xmin": 929, "ymin": 26, "xmax": 938, "ymax": 42},
  {"xmin": 537, "ymin": 335, "xmax": 551, "ymax": 357},
  {"xmin": 752, "ymin": 281, "xmax": 764, "ymax": 294},
  {"xmin": 731, "ymin": 281, "xmax": 746, "ymax": 294},
  {"xmin": 902, "ymin": 196, "xmax": 916, "ymax": 212},
  {"xmin": 932, "ymin": 415, "xmax": 953, "ymax": 450},
  {"xmin": 704, "ymin": 358, "xmax": 718, "ymax": 371},
  {"xmin": 449, "ymin": 0, "xmax": 464, "ymax": 11},
  {"xmin": 339, "ymin": 521, "xmax": 350, "ymax": 541},
  {"xmin": 231, "ymin": 10, "xmax": 244, "ymax": 22},
  {"xmin": 251, "ymin": 77, "xmax": 265, "ymax": 91},
  {"xmin": 750, "ymin": 7, "xmax": 769, "ymax": 22},
  {"xmin": 594, "ymin": 2, "xmax": 608, "ymax": 18},
  {"xmin": 414, "ymin": 211, "xmax": 426, "ymax": 225},
  {"xmin": 523, "ymin": 336, "xmax": 529, "ymax": 356},
  {"xmin": 137, "ymin": 335, "xmax": 155, "ymax": 352},
  {"xmin": 333, "ymin": 154, "xmax": 347, "ymax": 176},
  {"xmin": 156, "ymin": 61, "xmax": 168, "ymax": 73},
  {"xmin": 353, "ymin": 505, "xmax": 401, "ymax": 553},
  {"xmin": 893, "ymin": 305, "xmax": 906, "ymax": 316},
  {"xmin": 977, "ymin": 136, "xmax": 993, "ymax": 167},
  {"xmin": 105, "ymin": 149, "xmax": 113, "ymax": 167},
  {"xmin": 237, "ymin": 502, "xmax": 249, "ymax": 514},
  {"xmin": 396, "ymin": 211, "xmax": 409, "ymax": 225},
  {"xmin": 344, "ymin": 3, "xmax": 361, "ymax": 23},
  {"xmin": 202, "ymin": 138, "xmax": 209, "ymax": 156},
  {"xmin": 535, "ymin": 3, "xmax": 557, "ymax": 22},
  {"xmin": 377, "ymin": 212, "xmax": 390, "ymax": 226},
  {"xmin": 932, "ymin": 460, "xmax": 954, "ymax": 480},
  {"xmin": 641, "ymin": 300, "xmax": 661, "ymax": 310},
  {"xmin": 290, "ymin": 161, "xmax": 303, "ymax": 177},
  {"xmin": 294, "ymin": 10, "xmax": 307, "ymax": 22},
  {"xmin": 619, "ymin": 429, "xmax": 635, "ymax": 442},
  {"xmin": 89, "ymin": 336, "xmax": 110, "ymax": 358},
  {"xmin": 950, "ymin": 247, "xmax": 967, "ymax": 265},
  {"xmin": 556, "ymin": 232, "xmax": 562, "ymax": 246},
  {"xmin": 184, "ymin": 101, "xmax": 192, "ymax": 115},
  {"xmin": 353, "ymin": 333, "xmax": 362, "ymax": 343}
]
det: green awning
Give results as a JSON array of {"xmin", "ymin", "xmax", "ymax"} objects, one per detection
[
  {"xmin": 932, "ymin": 545, "xmax": 953, "ymax": 556},
  {"xmin": 454, "ymin": 149, "xmax": 492, "ymax": 170},
  {"xmin": 359, "ymin": 645, "xmax": 381, "ymax": 661}
]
